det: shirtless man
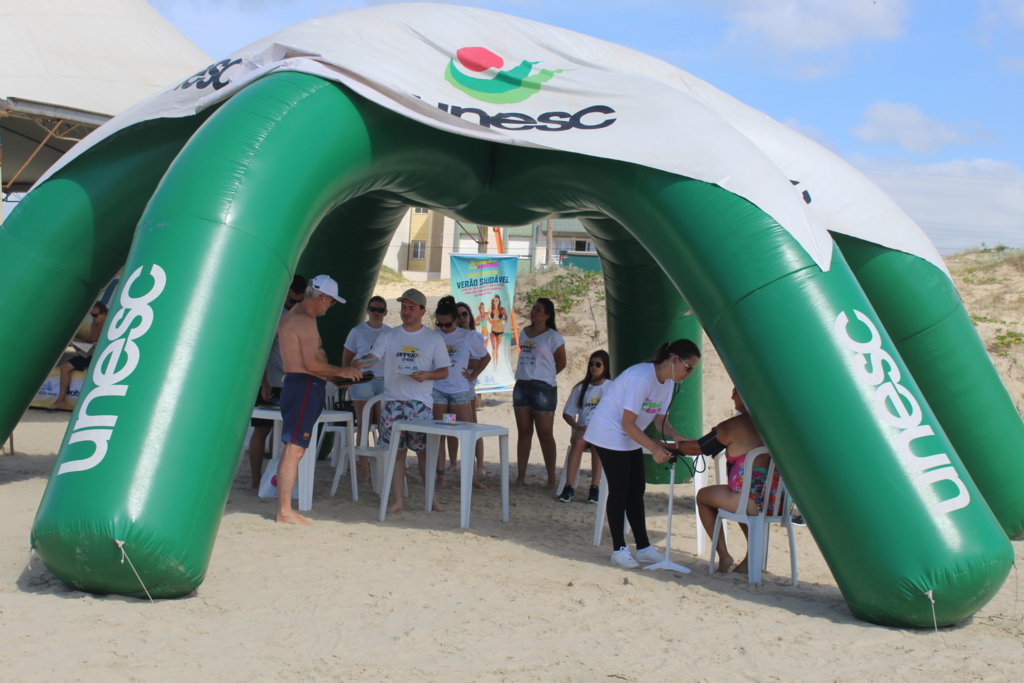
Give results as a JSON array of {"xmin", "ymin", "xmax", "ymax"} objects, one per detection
[
  {"xmin": 51, "ymin": 302, "xmax": 108, "ymax": 409},
  {"xmin": 276, "ymin": 275, "xmax": 363, "ymax": 525}
]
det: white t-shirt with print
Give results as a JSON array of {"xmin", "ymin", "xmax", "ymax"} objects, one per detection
[
  {"xmin": 584, "ymin": 363, "xmax": 673, "ymax": 451},
  {"xmin": 515, "ymin": 328, "xmax": 566, "ymax": 386},
  {"xmin": 434, "ymin": 326, "xmax": 488, "ymax": 395},
  {"xmin": 369, "ymin": 326, "xmax": 450, "ymax": 404},
  {"xmin": 563, "ymin": 379, "xmax": 610, "ymax": 428},
  {"xmin": 344, "ymin": 321, "xmax": 391, "ymax": 377}
]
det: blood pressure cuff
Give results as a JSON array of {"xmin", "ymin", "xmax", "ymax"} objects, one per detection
[{"xmin": 697, "ymin": 428, "xmax": 725, "ymax": 455}]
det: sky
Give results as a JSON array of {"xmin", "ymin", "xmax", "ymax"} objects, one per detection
[{"xmin": 144, "ymin": 1, "xmax": 1023, "ymax": 253}]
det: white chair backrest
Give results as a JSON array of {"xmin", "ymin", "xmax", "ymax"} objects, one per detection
[
  {"xmin": 324, "ymin": 382, "xmax": 340, "ymax": 411},
  {"xmin": 360, "ymin": 394, "xmax": 384, "ymax": 446},
  {"xmin": 732, "ymin": 446, "xmax": 789, "ymax": 519}
]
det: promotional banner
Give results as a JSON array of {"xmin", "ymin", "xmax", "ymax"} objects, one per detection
[{"xmin": 450, "ymin": 253, "xmax": 518, "ymax": 393}]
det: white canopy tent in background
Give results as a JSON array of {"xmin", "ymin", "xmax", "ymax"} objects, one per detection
[{"xmin": 0, "ymin": 0, "xmax": 210, "ymax": 196}]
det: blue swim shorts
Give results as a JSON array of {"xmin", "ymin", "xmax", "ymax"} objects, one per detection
[{"xmin": 280, "ymin": 373, "xmax": 327, "ymax": 449}]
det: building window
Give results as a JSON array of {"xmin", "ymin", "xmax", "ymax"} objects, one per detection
[
  {"xmin": 411, "ymin": 240, "xmax": 426, "ymax": 260},
  {"xmin": 413, "ymin": 207, "xmax": 429, "ymax": 214}
]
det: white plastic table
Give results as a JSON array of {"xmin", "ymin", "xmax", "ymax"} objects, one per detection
[
  {"xmin": 378, "ymin": 419, "xmax": 509, "ymax": 528},
  {"xmin": 251, "ymin": 406, "xmax": 354, "ymax": 511}
]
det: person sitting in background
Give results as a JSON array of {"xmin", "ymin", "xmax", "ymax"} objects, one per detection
[
  {"xmin": 50, "ymin": 301, "xmax": 107, "ymax": 410},
  {"xmin": 557, "ymin": 349, "xmax": 611, "ymax": 504},
  {"xmin": 678, "ymin": 387, "xmax": 780, "ymax": 574}
]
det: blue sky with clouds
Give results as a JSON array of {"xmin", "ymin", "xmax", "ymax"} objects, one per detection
[{"xmin": 149, "ymin": 0, "xmax": 1024, "ymax": 253}]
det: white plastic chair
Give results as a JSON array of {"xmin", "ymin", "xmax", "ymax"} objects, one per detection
[
  {"xmin": 708, "ymin": 446, "xmax": 797, "ymax": 586},
  {"xmin": 331, "ymin": 394, "xmax": 404, "ymax": 499}
]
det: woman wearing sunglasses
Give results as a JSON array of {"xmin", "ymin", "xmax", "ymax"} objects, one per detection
[
  {"xmin": 582, "ymin": 339, "xmax": 700, "ymax": 569},
  {"xmin": 342, "ymin": 296, "xmax": 391, "ymax": 479},
  {"xmin": 433, "ymin": 296, "xmax": 490, "ymax": 489}
]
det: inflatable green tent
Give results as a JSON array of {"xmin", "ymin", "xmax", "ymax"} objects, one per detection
[{"xmin": 2, "ymin": 4, "xmax": 1021, "ymax": 627}]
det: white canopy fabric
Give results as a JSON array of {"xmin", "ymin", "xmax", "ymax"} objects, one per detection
[
  {"xmin": 36, "ymin": 3, "xmax": 947, "ymax": 275},
  {"xmin": 0, "ymin": 0, "xmax": 210, "ymax": 116}
]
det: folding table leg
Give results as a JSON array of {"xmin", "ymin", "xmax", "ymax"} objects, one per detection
[
  {"xmin": 423, "ymin": 433, "xmax": 441, "ymax": 512},
  {"xmin": 499, "ymin": 434, "xmax": 509, "ymax": 522},
  {"xmin": 378, "ymin": 434, "xmax": 402, "ymax": 521},
  {"xmin": 459, "ymin": 435, "xmax": 474, "ymax": 528}
]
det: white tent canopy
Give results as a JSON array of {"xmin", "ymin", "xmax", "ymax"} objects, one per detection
[{"xmin": 1, "ymin": 0, "xmax": 210, "ymax": 193}]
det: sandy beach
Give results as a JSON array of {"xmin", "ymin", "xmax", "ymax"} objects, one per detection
[{"xmin": 1, "ymin": 250, "xmax": 1022, "ymax": 681}]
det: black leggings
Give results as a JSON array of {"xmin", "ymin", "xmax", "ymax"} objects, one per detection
[{"xmin": 594, "ymin": 445, "xmax": 650, "ymax": 551}]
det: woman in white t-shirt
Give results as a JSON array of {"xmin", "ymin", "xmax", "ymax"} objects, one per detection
[
  {"xmin": 457, "ymin": 300, "xmax": 490, "ymax": 478},
  {"xmin": 583, "ymin": 339, "xmax": 701, "ymax": 569},
  {"xmin": 432, "ymin": 297, "xmax": 490, "ymax": 488},
  {"xmin": 342, "ymin": 296, "xmax": 391, "ymax": 477},
  {"xmin": 557, "ymin": 349, "xmax": 611, "ymax": 504},
  {"xmin": 512, "ymin": 297, "xmax": 566, "ymax": 489}
]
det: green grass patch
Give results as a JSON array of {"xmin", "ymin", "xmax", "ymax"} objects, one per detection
[
  {"xmin": 522, "ymin": 267, "xmax": 605, "ymax": 313},
  {"xmin": 993, "ymin": 329, "xmax": 1024, "ymax": 356}
]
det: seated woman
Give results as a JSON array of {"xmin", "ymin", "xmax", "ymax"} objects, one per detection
[{"xmin": 679, "ymin": 388, "xmax": 780, "ymax": 574}]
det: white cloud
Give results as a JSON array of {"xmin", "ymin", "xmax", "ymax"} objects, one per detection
[
  {"xmin": 852, "ymin": 101, "xmax": 977, "ymax": 154},
  {"xmin": 850, "ymin": 155, "xmax": 1024, "ymax": 254},
  {"xmin": 706, "ymin": 0, "xmax": 908, "ymax": 77}
]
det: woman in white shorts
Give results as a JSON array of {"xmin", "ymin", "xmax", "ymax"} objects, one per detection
[{"xmin": 433, "ymin": 297, "xmax": 489, "ymax": 488}]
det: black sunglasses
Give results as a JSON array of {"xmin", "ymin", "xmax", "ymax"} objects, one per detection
[
  {"xmin": 459, "ymin": 311, "xmax": 471, "ymax": 318},
  {"xmin": 368, "ymin": 306, "xmax": 386, "ymax": 313},
  {"xmin": 438, "ymin": 320, "xmax": 455, "ymax": 329},
  {"xmin": 589, "ymin": 361, "xmax": 604, "ymax": 367}
]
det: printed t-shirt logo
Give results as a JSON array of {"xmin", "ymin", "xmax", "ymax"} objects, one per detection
[
  {"xmin": 445, "ymin": 47, "xmax": 563, "ymax": 104},
  {"xmin": 641, "ymin": 399, "xmax": 661, "ymax": 414},
  {"xmin": 397, "ymin": 345, "xmax": 419, "ymax": 360}
]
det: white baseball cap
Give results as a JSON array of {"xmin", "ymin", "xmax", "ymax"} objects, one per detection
[{"xmin": 309, "ymin": 275, "xmax": 346, "ymax": 304}]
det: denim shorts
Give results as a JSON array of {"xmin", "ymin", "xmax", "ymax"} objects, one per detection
[
  {"xmin": 432, "ymin": 387, "xmax": 475, "ymax": 405},
  {"xmin": 512, "ymin": 379, "xmax": 558, "ymax": 413},
  {"xmin": 349, "ymin": 376, "xmax": 384, "ymax": 401}
]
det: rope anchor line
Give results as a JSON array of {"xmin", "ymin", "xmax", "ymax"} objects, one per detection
[{"xmin": 116, "ymin": 540, "xmax": 154, "ymax": 604}]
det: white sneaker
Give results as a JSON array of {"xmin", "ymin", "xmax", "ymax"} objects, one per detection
[
  {"xmin": 634, "ymin": 546, "xmax": 666, "ymax": 564},
  {"xmin": 610, "ymin": 547, "xmax": 639, "ymax": 569}
]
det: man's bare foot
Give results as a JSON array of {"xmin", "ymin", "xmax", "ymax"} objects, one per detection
[
  {"xmin": 276, "ymin": 511, "xmax": 313, "ymax": 525},
  {"xmin": 731, "ymin": 558, "xmax": 749, "ymax": 574},
  {"xmin": 386, "ymin": 500, "xmax": 406, "ymax": 514},
  {"xmin": 250, "ymin": 485, "xmax": 260, "ymax": 494},
  {"xmin": 513, "ymin": 478, "xmax": 526, "ymax": 487},
  {"xmin": 476, "ymin": 466, "xmax": 486, "ymax": 478},
  {"xmin": 447, "ymin": 460, "xmax": 458, "ymax": 472},
  {"xmin": 544, "ymin": 480, "xmax": 559, "ymax": 490},
  {"xmin": 715, "ymin": 553, "xmax": 735, "ymax": 573},
  {"xmin": 49, "ymin": 400, "xmax": 68, "ymax": 410},
  {"xmin": 431, "ymin": 498, "xmax": 445, "ymax": 512},
  {"xmin": 437, "ymin": 474, "xmax": 447, "ymax": 490},
  {"xmin": 473, "ymin": 478, "xmax": 487, "ymax": 490}
]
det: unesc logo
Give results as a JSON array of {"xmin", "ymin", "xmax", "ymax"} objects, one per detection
[
  {"xmin": 438, "ymin": 46, "xmax": 616, "ymax": 132},
  {"xmin": 835, "ymin": 309, "xmax": 970, "ymax": 515},
  {"xmin": 445, "ymin": 47, "xmax": 562, "ymax": 104}
]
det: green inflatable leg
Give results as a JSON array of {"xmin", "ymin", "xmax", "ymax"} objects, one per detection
[
  {"xmin": 580, "ymin": 215, "xmax": 702, "ymax": 438},
  {"xmin": 493, "ymin": 145, "xmax": 1013, "ymax": 626},
  {"xmin": 0, "ymin": 115, "xmax": 210, "ymax": 444},
  {"xmin": 834, "ymin": 233, "xmax": 1024, "ymax": 537},
  {"xmin": 30, "ymin": 73, "xmax": 490, "ymax": 597},
  {"xmin": 295, "ymin": 193, "xmax": 410, "ymax": 365}
]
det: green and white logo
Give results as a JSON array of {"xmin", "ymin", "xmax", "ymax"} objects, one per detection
[{"xmin": 445, "ymin": 46, "xmax": 564, "ymax": 104}]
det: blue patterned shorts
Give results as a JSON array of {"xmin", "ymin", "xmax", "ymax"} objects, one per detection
[{"xmin": 379, "ymin": 399, "xmax": 432, "ymax": 452}]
